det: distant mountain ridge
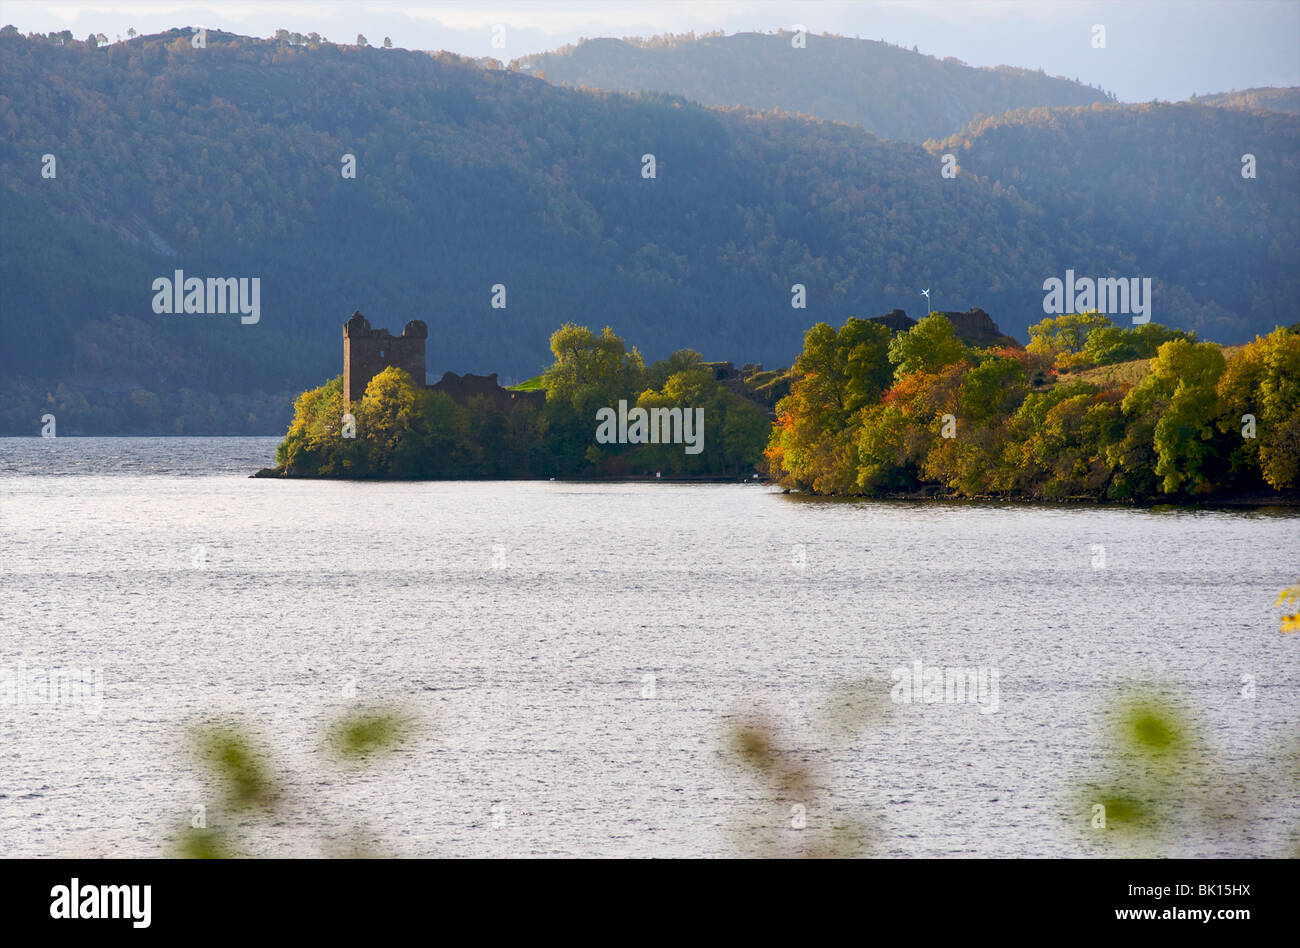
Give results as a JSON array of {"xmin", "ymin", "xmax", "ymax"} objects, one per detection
[
  {"xmin": 513, "ymin": 31, "xmax": 1114, "ymax": 143},
  {"xmin": 1193, "ymin": 87, "xmax": 1300, "ymax": 115}
]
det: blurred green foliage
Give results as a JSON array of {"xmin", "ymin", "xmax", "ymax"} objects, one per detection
[
  {"xmin": 326, "ymin": 708, "xmax": 411, "ymax": 761},
  {"xmin": 722, "ymin": 709, "xmax": 873, "ymax": 858},
  {"xmin": 176, "ymin": 707, "xmax": 418, "ymax": 858},
  {"xmin": 192, "ymin": 723, "xmax": 280, "ymax": 812}
]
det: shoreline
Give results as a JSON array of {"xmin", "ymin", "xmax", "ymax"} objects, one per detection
[
  {"xmin": 782, "ymin": 489, "xmax": 1300, "ymax": 509},
  {"xmin": 251, "ymin": 466, "xmax": 1300, "ymax": 507},
  {"xmin": 252, "ymin": 467, "xmax": 767, "ymax": 484}
]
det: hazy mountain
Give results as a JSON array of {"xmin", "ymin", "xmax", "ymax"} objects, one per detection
[
  {"xmin": 511, "ymin": 31, "xmax": 1114, "ymax": 143},
  {"xmin": 0, "ymin": 28, "xmax": 1292, "ymax": 434},
  {"xmin": 1193, "ymin": 87, "xmax": 1300, "ymax": 115}
]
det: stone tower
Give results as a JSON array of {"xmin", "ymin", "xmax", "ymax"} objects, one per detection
[{"xmin": 342, "ymin": 311, "xmax": 428, "ymax": 403}]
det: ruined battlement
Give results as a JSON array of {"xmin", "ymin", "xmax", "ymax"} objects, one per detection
[
  {"xmin": 431, "ymin": 371, "xmax": 545, "ymax": 411},
  {"xmin": 342, "ymin": 312, "xmax": 428, "ymax": 402},
  {"xmin": 866, "ymin": 308, "xmax": 1023, "ymax": 349}
]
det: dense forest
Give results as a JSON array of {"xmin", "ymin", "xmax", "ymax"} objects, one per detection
[
  {"xmin": 273, "ymin": 324, "xmax": 771, "ymax": 478},
  {"xmin": 767, "ymin": 314, "xmax": 1300, "ymax": 500},
  {"xmin": 933, "ymin": 103, "xmax": 1300, "ymax": 344},
  {"xmin": 513, "ymin": 31, "xmax": 1114, "ymax": 142},
  {"xmin": 1, "ymin": 28, "xmax": 1296, "ymax": 435}
]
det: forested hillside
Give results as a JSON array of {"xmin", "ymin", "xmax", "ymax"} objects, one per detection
[
  {"xmin": 1, "ymin": 28, "xmax": 1295, "ymax": 434},
  {"xmin": 1194, "ymin": 87, "xmax": 1300, "ymax": 115},
  {"xmin": 934, "ymin": 103, "xmax": 1300, "ymax": 344},
  {"xmin": 512, "ymin": 31, "xmax": 1113, "ymax": 142}
]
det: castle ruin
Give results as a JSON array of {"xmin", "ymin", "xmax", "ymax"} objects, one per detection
[
  {"xmin": 342, "ymin": 312, "xmax": 427, "ymax": 402},
  {"xmin": 342, "ymin": 312, "xmax": 544, "ymax": 411}
]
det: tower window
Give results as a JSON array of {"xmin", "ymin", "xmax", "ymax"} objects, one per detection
[{"xmin": 380, "ymin": 349, "xmax": 386, "ymax": 359}]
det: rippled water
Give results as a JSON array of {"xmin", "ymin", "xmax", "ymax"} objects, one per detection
[{"xmin": 1, "ymin": 437, "xmax": 1297, "ymax": 858}]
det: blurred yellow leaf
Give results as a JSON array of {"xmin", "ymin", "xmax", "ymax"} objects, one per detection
[{"xmin": 1278, "ymin": 583, "xmax": 1300, "ymax": 634}]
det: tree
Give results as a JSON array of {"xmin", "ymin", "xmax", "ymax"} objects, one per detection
[
  {"xmin": 718, "ymin": 397, "xmax": 770, "ymax": 474},
  {"xmin": 998, "ymin": 380, "xmax": 1113, "ymax": 497},
  {"xmin": 887, "ymin": 314, "xmax": 967, "ymax": 380},
  {"xmin": 355, "ymin": 366, "xmax": 420, "ymax": 473},
  {"xmin": 127, "ymin": 27, "xmax": 136, "ymax": 38},
  {"xmin": 855, "ymin": 401, "xmax": 923, "ymax": 491},
  {"xmin": 383, "ymin": 37, "xmax": 392, "ymax": 49},
  {"xmin": 1026, "ymin": 312, "xmax": 1113, "ymax": 367},
  {"xmin": 766, "ymin": 319, "xmax": 892, "ymax": 494},
  {"xmin": 357, "ymin": 34, "xmax": 369, "ymax": 47},
  {"xmin": 647, "ymin": 349, "xmax": 703, "ymax": 389},
  {"xmin": 959, "ymin": 355, "xmax": 1027, "ymax": 425},
  {"xmin": 1083, "ymin": 322, "xmax": 1194, "ymax": 366},
  {"xmin": 1215, "ymin": 327, "xmax": 1300, "ymax": 489},
  {"xmin": 541, "ymin": 323, "xmax": 645, "ymax": 416},
  {"xmin": 1122, "ymin": 340, "xmax": 1227, "ymax": 494}
]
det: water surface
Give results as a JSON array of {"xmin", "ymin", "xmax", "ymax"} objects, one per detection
[{"xmin": 1, "ymin": 438, "xmax": 1296, "ymax": 857}]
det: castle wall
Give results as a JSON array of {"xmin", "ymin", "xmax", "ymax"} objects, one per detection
[
  {"xmin": 343, "ymin": 313, "xmax": 428, "ymax": 402},
  {"xmin": 430, "ymin": 372, "xmax": 546, "ymax": 411}
]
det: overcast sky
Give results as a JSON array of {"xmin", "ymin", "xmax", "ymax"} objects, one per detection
[{"xmin": 2, "ymin": 0, "xmax": 1296, "ymax": 102}]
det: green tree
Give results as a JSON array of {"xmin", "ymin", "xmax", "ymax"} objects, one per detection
[
  {"xmin": 1122, "ymin": 340, "xmax": 1227, "ymax": 494},
  {"xmin": 1083, "ymin": 322, "xmax": 1195, "ymax": 367},
  {"xmin": 767, "ymin": 319, "xmax": 892, "ymax": 493},
  {"xmin": 887, "ymin": 314, "xmax": 968, "ymax": 380},
  {"xmin": 647, "ymin": 348, "xmax": 704, "ymax": 389},
  {"xmin": 1215, "ymin": 327, "xmax": 1300, "ymax": 489},
  {"xmin": 542, "ymin": 323, "xmax": 646, "ymax": 415},
  {"xmin": 355, "ymin": 366, "xmax": 420, "ymax": 471},
  {"xmin": 1026, "ymin": 312, "xmax": 1113, "ymax": 368}
]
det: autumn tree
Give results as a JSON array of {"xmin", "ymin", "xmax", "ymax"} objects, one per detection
[
  {"xmin": 1215, "ymin": 327, "xmax": 1300, "ymax": 489},
  {"xmin": 767, "ymin": 319, "xmax": 892, "ymax": 493}
]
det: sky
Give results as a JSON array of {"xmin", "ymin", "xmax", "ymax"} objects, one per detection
[{"xmin": 1, "ymin": 0, "xmax": 1296, "ymax": 102}]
